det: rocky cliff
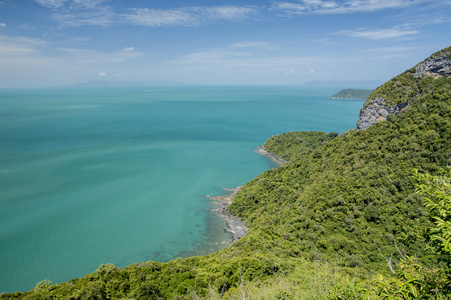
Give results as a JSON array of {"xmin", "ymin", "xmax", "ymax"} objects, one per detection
[
  {"xmin": 355, "ymin": 97, "xmax": 409, "ymax": 130},
  {"xmin": 356, "ymin": 46, "xmax": 451, "ymax": 130},
  {"xmin": 414, "ymin": 47, "xmax": 451, "ymax": 78}
]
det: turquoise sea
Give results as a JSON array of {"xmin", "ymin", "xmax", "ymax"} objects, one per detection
[{"xmin": 0, "ymin": 86, "xmax": 364, "ymax": 293}]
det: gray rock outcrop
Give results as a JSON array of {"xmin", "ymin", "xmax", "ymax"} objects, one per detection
[
  {"xmin": 414, "ymin": 49, "xmax": 451, "ymax": 78},
  {"xmin": 356, "ymin": 46, "xmax": 450, "ymax": 131},
  {"xmin": 356, "ymin": 98, "xmax": 409, "ymax": 131}
]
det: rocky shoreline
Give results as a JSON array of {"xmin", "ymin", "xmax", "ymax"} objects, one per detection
[
  {"xmin": 207, "ymin": 187, "xmax": 248, "ymax": 243},
  {"xmin": 207, "ymin": 147, "xmax": 284, "ymax": 244},
  {"xmin": 255, "ymin": 145, "xmax": 286, "ymax": 164}
]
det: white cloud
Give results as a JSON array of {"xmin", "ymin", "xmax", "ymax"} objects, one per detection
[
  {"xmin": 0, "ymin": 23, "xmax": 6, "ymax": 27},
  {"xmin": 360, "ymin": 46, "xmax": 420, "ymax": 60},
  {"xmin": 0, "ymin": 35, "xmax": 47, "ymax": 56},
  {"xmin": 273, "ymin": 0, "xmax": 428, "ymax": 15},
  {"xmin": 122, "ymin": 8, "xmax": 194, "ymax": 27},
  {"xmin": 0, "ymin": 34, "xmax": 146, "ymax": 87},
  {"xmin": 121, "ymin": 6, "xmax": 258, "ymax": 27},
  {"xmin": 273, "ymin": 2, "xmax": 307, "ymax": 15},
  {"xmin": 36, "ymin": 0, "xmax": 114, "ymax": 27},
  {"xmin": 40, "ymin": 4, "xmax": 258, "ymax": 28},
  {"xmin": 51, "ymin": 6, "xmax": 115, "ymax": 27},
  {"xmin": 35, "ymin": 0, "xmax": 106, "ymax": 9},
  {"xmin": 122, "ymin": 47, "xmax": 134, "ymax": 52},
  {"xmin": 35, "ymin": 0, "xmax": 68, "ymax": 9},
  {"xmin": 0, "ymin": 35, "xmax": 62, "ymax": 87},
  {"xmin": 195, "ymin": 6, "xmax": 259, "ymax": 22},
  {"xmin": 58, "ymin": 46, "xmax": 141, "ymax": 65},
  {"xmin": 171, "ymin": 48, "xmax": 324, "ymax": 71},
  {"xmin": 33, "ymin": 0, "xmax": 447, "ymax": 30},
  {"xmin": 232, "ymin": 41, "xmax": 272, "ymax": 48},
  {"xmin": 231, "ymin": 41, "xmax": 279, "ymax": 52},
  {"xmin": 70, "ymin": 0, "xmax": 107, "ymax": 9},
  {"xmin": 403, "ymin": 11, "xmax": 451, "ymax": 27},
  {"xmin": 338, "ymin": 27, "xmax": 418, "ymax": 39},
  {"xmin": 362, "ymin": 46, "xmax": 416, "ymax": 53},
  {"xmin": 165, "ymin": 49, "xmax": 334, "ymax": 84}
]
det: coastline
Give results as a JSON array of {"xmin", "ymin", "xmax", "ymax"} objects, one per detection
[
  {"xmin": 254, "ymin": 145, "xmax": 287, "ymax": 165},
  {"xmin": 329, "ymin": 97, "xmax": 366, "ymax": 100},
  {"xmin": 207, "ymin": 147, "xmax": 285, "ymax": 245},
  {"xmin": 207, "ymin": 187, "xmax": 247, "ymax": 243}
]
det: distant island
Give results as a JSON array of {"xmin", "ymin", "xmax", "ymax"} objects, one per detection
[
  {"xmin": 59, "ymin": 80, "xmax": 186, "ymax": 88},
  {"xmin": 330, "ymin": 88, "xmax": 374, "ymax": 99}
]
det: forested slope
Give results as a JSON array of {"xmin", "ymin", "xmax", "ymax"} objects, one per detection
[
  {"xmin": 233, "ymin": 75, "xmax": 450, "ymax": 272},
  {"xmin": 2, "ymin": 47, "xmax": 450, "ymax": 299}
]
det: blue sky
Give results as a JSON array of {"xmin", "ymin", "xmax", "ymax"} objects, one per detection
[{"xmin": 0, "ymin": 0, "xmax": 450, "ymax": 87}]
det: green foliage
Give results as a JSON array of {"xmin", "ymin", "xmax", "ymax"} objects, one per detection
[
  {"xmin": 230, "ymin": 76, "xmax": 451, "ymax": 275},
  {"xmin": 365, "ymin": 256, "xmax": 449, "ymax": 299},
  {"xmin": 366, "ymin": 71, "xmax": 424, "ymax": 106},
  {"xmin": 367, "ymin": 46, "xmax": 451, "ymax": 107},
  {"xmin": 416, "ymin": 169, "xmax": 451, "ymax": 256},
  {"xmin": 219, "ymin": 258, "xmax": 361, "ymax": 300},
  {"xmin": 264, "ymin": 131, "xmax": 338, "ymax": 161},
  {"xmin": 1, "ymin": 250, "xmax": 291, "ymax": 299},
  {"xmin": 2, "ymin": 47, "xmax": 451, "ymax": 300},
  {"xmin": 330, "ymin": 89, "xmax": 374, "ymax": 100},
  {"xmin": 350, "ymin": 170, "xmax": 451, "ymax": 299}
]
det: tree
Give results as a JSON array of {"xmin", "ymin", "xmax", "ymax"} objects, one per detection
[{"xmin": 363, "ymin": 170, "xmax": 451, "ymax": 299}]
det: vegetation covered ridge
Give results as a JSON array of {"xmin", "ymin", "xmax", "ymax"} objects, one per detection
[
  {"xmin": 2, "ymin": 46, "xmax": 451, "ymax": 299},
  {"xmin": 329, "ymin": 89, "xmax": 374, "ymax": 100},
  {"xmin": 367, "ymin": 46, "xmax": 451, "ymax": 107},
  {"xmin": 356, "ymin": 46, "xmax": 451, "ymax": 130}
]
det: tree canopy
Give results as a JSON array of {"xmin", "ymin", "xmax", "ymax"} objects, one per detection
[{"xmin": 2, "ymin": 48, "xmax": 451, "ymax": 299}]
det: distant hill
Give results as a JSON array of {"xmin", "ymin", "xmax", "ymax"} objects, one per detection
[
  {"xmin": 60, "ymin": 80, "xmax": 186, "ymax": 88},
  {"xmin": 330, "ymin": 88, "xmax": 374, "ymax": 99}
]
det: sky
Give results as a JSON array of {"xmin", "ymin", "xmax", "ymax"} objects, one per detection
[{"xmin": 0, "ymin": 0, "xmax": 450, "ymax": 87}]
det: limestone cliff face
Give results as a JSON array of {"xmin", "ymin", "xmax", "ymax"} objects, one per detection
[
  {"xmin": 356, "ymin": 46, "xmax": 451, "ymax": 131},
  {"xmin": 356, "ymin": 98, "xmax": 409, "ymax": 131},
  {"xmin": 414, "ymin": 48, "xmax": 451, "ymax": 78}
]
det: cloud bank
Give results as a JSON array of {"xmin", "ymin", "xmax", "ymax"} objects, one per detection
[
  {"xmin": 338, "ymin": 27, "xmax": 419, "ymax": 39},
  {"xmin": 34, "ymin": 0, "xmax": 259, "ymax": 27},
  {"xmin": 272, "ymin": 0, "xmax": 428, "ymax": 15}
]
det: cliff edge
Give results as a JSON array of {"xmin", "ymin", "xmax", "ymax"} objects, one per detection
[{"xmin": 356, "ymin": 46, "xmax": 451, "ymax": 130}]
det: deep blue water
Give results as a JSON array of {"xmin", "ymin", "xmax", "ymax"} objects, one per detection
[{"xmin": 0, "ymin": 86, "xmax": 364, "ymax": 293}]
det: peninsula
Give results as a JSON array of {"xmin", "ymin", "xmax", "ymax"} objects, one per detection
[{"xmin": 330, "ymin": 88, "xmax": 375, "ymax": 99}]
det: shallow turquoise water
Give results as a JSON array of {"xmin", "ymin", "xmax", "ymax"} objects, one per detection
[{"xmin": 0, "ymin": 86, "xmax": 364, "ymax": 293}]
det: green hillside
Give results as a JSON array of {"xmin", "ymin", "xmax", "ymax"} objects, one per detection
[
  {"xmin": 330, "ymin": 89, "xmax": 374, "ymax": 99},
  {"xmin": 2, "ymin": 47, "xmax": 451, "ymax": 299}
]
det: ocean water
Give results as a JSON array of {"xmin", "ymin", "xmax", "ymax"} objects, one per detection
[{"xmin": 0, "ymin": 86, "xmax": 364, "ymax": 293}]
